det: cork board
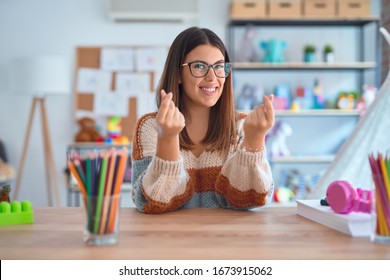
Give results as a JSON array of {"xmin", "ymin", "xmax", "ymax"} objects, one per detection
[{"xmin": 73, "ymin": 46, "xmax": 160, "ymax": 141}]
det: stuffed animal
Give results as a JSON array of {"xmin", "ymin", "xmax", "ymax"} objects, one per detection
[
  {"xmin": 266, "ymin": 121, "xmax": 292, "ymax": 157},
  {"xmin": 357, "ymin": 84, "xmax": 377, "ymax": 114},
  {"xmin": 260, "ymin": 39, "xmax": 286, "ymax": 63},
  {"xmin": 74, "ymin": 117, "xmax": 103, "ymax": 142}
]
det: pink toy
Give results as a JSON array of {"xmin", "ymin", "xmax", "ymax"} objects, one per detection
[{"xmin": 326, "ymin": 180, "xmax": 371, "ymax": 214}]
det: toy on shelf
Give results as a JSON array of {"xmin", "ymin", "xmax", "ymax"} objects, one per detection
[
  {"xmin": 357, "ymin": 84, "xmax": 377, "ymax": 114},
  {"xmin": 277, "ymin": 169, "xmax": 322, "ymax": 201},
  {"xmin": 294, "ymin": 86, "xmax": 312, "ymax": 110},
  {"xmin": 106, "ymin": 116, "xmax": 129, "ymax": 144},
  {"xmin": 260, "ymin": 39, "xmax": 286, "ymax": 63},
  {"xmin": 235, "ymin": 25, "xmax": 258, "ymax": 63},
  {"xmin": 266, "ymin": 120, "xmax": 292, "ymax": 157},
  {"xmin": 273, "ymin": 187, "xmax": 294, "ymax": 203},
  {"xmin": 336, "ymin": 91, "xmax": 358, "ymax": 110},
  {"xmin": 0, "ymin": 200, "xmax": 34, "ymax": 226},
  {"xmin": 273, "ymin": 84, "xmax": 290, "ymax": 109},
  {"xmin": 75, "ymin": 117, "xmax": 104, "ymax": 143},
  {"xmin": 236, "ymin": 84, "xmax": 262, "ymax": 110},
  {"xmin": 0, "ymin": 184, "xmax": 11, "ymax": 202},
  {"xmin": 312, "ymin": 78, "xmax": 325, "ymax": 109}
]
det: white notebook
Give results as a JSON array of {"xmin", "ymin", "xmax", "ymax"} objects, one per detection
[{"xmin": 296, "ymin": 199, "xmax": 371, "ymax": 237}]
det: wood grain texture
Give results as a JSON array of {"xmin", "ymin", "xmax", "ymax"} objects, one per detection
[{"xmin": 0, "ymin": 207, "xmax": 389, "ymax": 260}]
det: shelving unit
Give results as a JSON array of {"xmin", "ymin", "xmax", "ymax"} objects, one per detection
[
  {"xmin": 234, "ymin": 61, "xmax": 376, "ymax": 70},
  {"xmin": 227, "ymin": 17, "xmax": 381, "ymax": 199},
  {"xmin": 228, "ymin": 17, "xmax": 381, "ymax": 88}
]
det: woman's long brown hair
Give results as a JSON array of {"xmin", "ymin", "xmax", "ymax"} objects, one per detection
[{"xmin": 156, "ymin": 27, "xmax": 236, "ymax": 153}]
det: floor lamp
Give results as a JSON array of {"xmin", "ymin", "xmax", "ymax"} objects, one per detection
[{"xmin": 9, "ymin": 56, "xmax": 70, "ymax": 206}]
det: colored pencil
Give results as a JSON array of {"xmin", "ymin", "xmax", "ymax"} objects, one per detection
[
  {"xmin": 73, "ymin": 159, "xmax": 86, "ymax": 187},
  {"xmin": 67, "ymin": 160, "xmax": 87, "ymax": 196},
  {"xmin": 369, "ymin": 153, "xmax": 390, "ymax": 236},
  {"xmin": 107, "ymin": 148, "xmax": 128, "ymax": 233},
  {"xmin": 93, "ymin": 150, "xmax": 108, "ymax": 234},
  {"xmin": 99, "ymin": 148, "xmax": 117, "ymax": 234}
]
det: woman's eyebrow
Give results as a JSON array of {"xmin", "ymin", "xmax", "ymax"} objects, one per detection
[
  {"xmin": 214, "ymin": 59, "xmax": 225, "ymax": 64},
  {"xmin": 189, "ymin": 59, "xmax": 225, "ymax": 64}
]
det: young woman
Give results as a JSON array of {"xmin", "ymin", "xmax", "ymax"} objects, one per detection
[{"xmin": 131, "ymin": 27, "xmax": 275, "ymax": 214}]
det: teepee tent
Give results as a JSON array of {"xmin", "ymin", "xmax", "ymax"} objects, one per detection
[{"xmin": 309, "ymin": 27, "xmax": 390, "ymax": 198}]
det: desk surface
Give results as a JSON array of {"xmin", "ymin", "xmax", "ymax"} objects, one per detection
[{"xmin": 0, "ymin": 207, "xmax": 389, "ymax": 260}]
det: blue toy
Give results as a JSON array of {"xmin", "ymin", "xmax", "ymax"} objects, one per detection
[{"xmin": 260, "ymin": 39, "xmax": 286, "ymax": 63}]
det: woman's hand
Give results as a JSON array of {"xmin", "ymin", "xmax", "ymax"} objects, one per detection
[
  {"xmin": 156, "ymin": 90, "xmax": 185, "ymax": 139},
  {"xmin": 242, "ymin": 95, "xmax": 275, "ymax": 150}
]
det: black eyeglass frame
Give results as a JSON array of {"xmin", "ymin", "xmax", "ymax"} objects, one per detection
[{"xmin": 181, "ymin": 61, "xmax": 232, "ymax": 78}]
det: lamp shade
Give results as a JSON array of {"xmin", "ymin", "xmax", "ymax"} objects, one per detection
[{"xmin": 9, "ymin": 55, "xmax": 71, "ymax": 95}]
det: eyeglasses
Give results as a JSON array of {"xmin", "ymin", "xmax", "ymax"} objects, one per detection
[{"xmin": 181, "ymin": 61, "xmax": 232, "ymax": 78}]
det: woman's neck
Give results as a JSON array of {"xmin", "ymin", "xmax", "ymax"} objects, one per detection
[{"xmin": 184, "ymin": 106, "xmax": 210, "ymax": 146}]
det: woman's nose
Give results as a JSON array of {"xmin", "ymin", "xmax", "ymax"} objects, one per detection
[{"xmin": 205, "ymin": 67, "xmax": 217, "ymax": 81}]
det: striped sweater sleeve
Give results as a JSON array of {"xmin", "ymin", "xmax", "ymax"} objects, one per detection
[
  {"xmin": 215, "ymin": 118, "xmax": 274, "ymax": 209},
  {"xmin": 131, "ymin": 113, "xmax": 192, "ymax": 214}
]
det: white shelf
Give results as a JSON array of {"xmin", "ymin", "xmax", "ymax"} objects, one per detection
[
  {"xmin": 233, "ymin": 62, "xmax": 376, "ymax": 70},
  {"xmin": 239, "ymin": 109, "xmax": 361, "ymax": 116},
  {"xmin": 271, "ymin": 155, "xmax": 335, "ymax": 163}
]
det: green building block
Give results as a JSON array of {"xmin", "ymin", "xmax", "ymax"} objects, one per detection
[{"xmin": 0, "ymin": 200, "xmax": 34, "ymax": 226}]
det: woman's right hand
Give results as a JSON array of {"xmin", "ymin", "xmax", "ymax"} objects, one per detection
[{"xmin": 156, "ymin": 90, "xmax": 185, "ymax": 139}]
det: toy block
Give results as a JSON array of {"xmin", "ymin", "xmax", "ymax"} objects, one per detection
[{"xmin": 0, "ymin": 200, "xmax": 34, "ymax": 226}]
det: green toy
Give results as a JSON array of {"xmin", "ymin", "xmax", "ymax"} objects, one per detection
[{"xmin": 0, "ymin": 200, "xmax": 34, "ymax": 226}]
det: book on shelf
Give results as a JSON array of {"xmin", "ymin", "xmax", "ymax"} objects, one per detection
[{"xmin": 296, "ymin": 199, "xmax": 371, "ymax": 237}]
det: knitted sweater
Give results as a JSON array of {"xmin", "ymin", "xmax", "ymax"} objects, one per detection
[{"xmin": 131, "ymin": 112, "xmax": 274, "ymax": 214}]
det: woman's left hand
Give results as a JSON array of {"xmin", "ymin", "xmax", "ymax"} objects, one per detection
[{"xmin": 242, "ymin": 95, "xmax": 275, "ymax": 148}]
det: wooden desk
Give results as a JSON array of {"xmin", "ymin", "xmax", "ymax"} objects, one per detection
[{"xmin": 0, "ymin": 207, "xmax": 389, "ymax": 260}]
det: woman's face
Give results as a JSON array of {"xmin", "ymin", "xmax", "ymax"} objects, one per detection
[{"xmin": 180, "ymin": 44, "xmax": 226, "ymax": 109}]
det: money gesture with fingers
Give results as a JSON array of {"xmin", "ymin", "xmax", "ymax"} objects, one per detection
[
  {"xmin": 156, "ymin": 89, "xmax": 185, "ymax": 139},
  {"xmin": 242, "ymin": 95, "xmax": 275, "ymax": 149}
]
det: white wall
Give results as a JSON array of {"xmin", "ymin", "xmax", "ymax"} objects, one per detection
[{"xmin": 0, "ymin": 0, "xmax": 230, "ymax": 206}]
